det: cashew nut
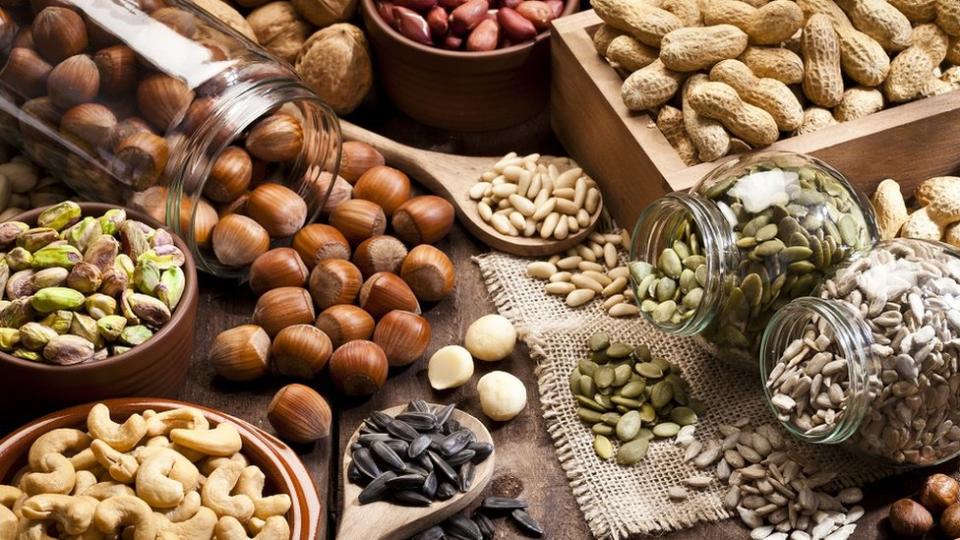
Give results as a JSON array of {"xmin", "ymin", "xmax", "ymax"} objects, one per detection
[
  {"xmin": 65, "ymin": 529, "xmax": 107, "ymax": 540},
  {"xmin": 215, "ymin": 516, "xmax": 289, "ymax": 540},
  {"xmin": 23, "ymin": 455, "xmax": 76, "ymax": 496},
  {"xmin": 17, "ymin": 519, "xmax": 56, "ymax": 540},
  {"xmin": 145, "ymin": 409, "xmax": 208, "ymax": 438},
  {"xmin": 156, "ymin": 507, "xmax": 216, "ymax": 540},
  {"xmin": 235, "ymin": 467, "xmax": 291, "ymax": 520},
  {"xmin": 79, "ymin": 483, "xmax": 135, "ymax": 501},
  {"xmin": 72, "ymin": 472, "xmax": 98, "ymax": 497},
  {"xmin": 247, "ymin": 518, "xmax": 265, "ymax": 535},
  {"xmin": 200, "ymin": 461, "xmax": 254, "ymax": 522},
  {"xmin": 0, "ymin": 486, "xmax": 22, "ymax": 508},
  {"xmin": 87, "ymin": 405, "xmax": 148, "ymax": 453},
  {"xmin": 28, "ymin": 430, "xmax": 91, "ymax": 470},
  {"xmin": 69, "ymin": 449, "xmax": 99, "ymax": 472},
  {"xmin": 135, "ymin": 449, "xmax": 199, "ymax": 509},
  {"xmin": 145, "ymin": 437, "xmax": 170, "ymax": 448},
  {"xmin": 198, "ymin": 454, "xmax": 247, "ymax": 477},
  {"xmin": 90, "ymin": 441, "xmax": 138, "ymax": 485},
  {"xmin": 0, "ymin": 505, "xmax": 16, "ymax": 540},
  {"xmin": 94, "ymin": 496, "xmax": 157, "ymax": 540},
  {"xmin": 21, "ymin": 495, "xmax": 98, "ymax": 535},
  {"xmin": 169, "ymin": 423, "xmax": 242, "ymax": 458},
  {"xmin": 161, "ymin": 492, "xmax": 201, "ymax": 523}
]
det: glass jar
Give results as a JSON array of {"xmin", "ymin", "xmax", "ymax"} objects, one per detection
[
  {"xmin": 0, "ymin": 0, "xmax": 341, "ymax": 277},
  {"xmin": 760, "ymin": 239, "xmax": 960, "ymax": 466},
  {"xmin": 628, "ymin": 151, "xmax": 878, "ymax": 367}
]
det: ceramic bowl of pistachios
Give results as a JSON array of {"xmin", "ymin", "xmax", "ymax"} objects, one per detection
[{"xmin": 0, "ymin": 202, "xmax": 198, "ymax": 415}]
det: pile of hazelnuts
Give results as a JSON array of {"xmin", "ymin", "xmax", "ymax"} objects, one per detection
[
  {"xmin": 208, "ymin": 141, "xmax": 458, "ymax": 443},
  {"xmin": 888, "ymin": 474, "xmax": 960, "ymax": 538}
]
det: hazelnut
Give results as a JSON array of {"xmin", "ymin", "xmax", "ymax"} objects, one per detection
[
  {"xmin": 329, "ymin": 199, "xmax": 386, "ymax": 245},
  {"xmin": 212, "ymin": 214, "xmax": 270, "ymax": 267},
  {"xmin": 271, "ymin": 325, "xmax": 332, "ymax": 380},
  {"xmin": 889, "ymin": 498, "xmax": 934, "ymax": 538},
  {"xmin": 60, "ymin": 103, "xmax": 117, "ymax": 150},
  {"xmin": 181, "ymin": 196, "xmax": 219, "ymax": 249},
  {"xmin": 373, "ymin": 310, "xmax": 431, "ymax": 366},
  {"xmin": 246, "ymin": 183, "xmax": 308, "ymax": 238},
  {"xmin": 151, "ymin": 7, "xmax": 197, "ymax": 38},
  {"xmin": 392, "ymin": 195, "xmax": 455, "ymax": 245},
  {"xmin": 245, "ymin": 112, "xmax": 304, "ymax": 162},
  {"xmin": 113, "ymin": 117, "xmax": 154, "ymax": 142},
  {"xmin": 204, "ymin": 146, "xmax": 252, "ymax": 203},
  {"xmin": 209, "ymin": 324, "xmax": 271, "ymax": 382},
  {"xmin": 84, "ymin": 14, "xmax": 121, "ymax": 49},
  {"xmin": 292, "ymin": 223, "xmax": 351, "ymax": 268},
  {"xmin": 268, "ymin": 383, "xmax": 332, "ymax": 443},
  {"xmin": 353, "ymin": 166, "xmax": 412, "ymax": 216},
  {"xmin": 400, "ymin": 244, "xmax": 455, "ymax": 302},
  {"xmin": 312, "ymin": 172, "xmax": 353, "ymax": 214},
  {"xmin": 253, "ymin": 286, "xmax": 315, "ymax": 337},
  {"xmin": 314, "ymin": 304, "xmax": 374, "ymax": 349},
  {"xmin": 139, "ymin": 0, "xmax": 169, "ymax": 12},
  {"xmin": 920, "ymin": 474, "xmax": 959, "ymax": 514},
  {"xmin": 0, "ymin": 9, "xmax": 19, "ymax": 60},
  {"xmin": 136, "ymin": 74, "xmax": 195, "ymax": 131},
  {"xmin": 308, "ymin": 258, "xmax": 363, "ymax": 309},
  {"xmin": 93, "ymin": 45, "xmax": 138, "ymax": 97},
  {"xmin": 328, "ymin": 340, "xmax": 388, "ymax": 396},
  {"xmin": 47, "ymin": 54, "xmax": 100, "ymax": 109},
  {"xmin": 247, "ymin": 1, "xmax": 310, "ymax": 63},
  {"xmin": 352, "ymin": 235, "xmax": 407, "ymax": 278},
  {"xmin": 33, "ymin": 7, "xmax": 88, "ymax": 64},
  {"xmin": 112, "ymin": 132, "xmax": 169, "ymax": 190},
  {"xmin": 359, "ymin": 271, "xmax": 420, "ymax": 319},
  {"xmin": 943, "ymin": 502, "xmax": 960, "ymax": 538},
  {"xmin": 0, "ymin": 47, "xmax": 52, "ymax": 99},
  {"xmin": 339, "ymin": 141, "xmax": 384, "ymax": 184},
  {"xmin": 13, "ymin": 26, "xmax": 34, "ymax": 49},
  {"xmin": 249, "ymin": 247, "xmax": 309, "ymax": 295},
  {"xmin": 294, "ymin": 23, "xmax": 372, "ymax": 115}
]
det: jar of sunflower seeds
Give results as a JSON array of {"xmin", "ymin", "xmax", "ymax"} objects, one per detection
[
  {"xmin": 628, "ymin": 151, "xmax": 877, "ymax": 367},
  {"xmin": 760, "ymin": 239, "xmax": 960, "ymax": 466}
]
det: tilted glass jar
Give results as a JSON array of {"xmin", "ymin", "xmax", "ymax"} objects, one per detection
[
  {"xmin": 0, "ymin": 0, "xmax": 341, "ymax": 277},
  {"xmin": 760, "ymin": 239, "xmax": 960, "ymax": 466},
  {"xmin": 628, "ymin": 151, "xmax": 878, "ymax": 367}
]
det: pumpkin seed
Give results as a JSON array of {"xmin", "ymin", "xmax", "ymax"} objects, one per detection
[
  {"xmin": 652, "ymin": 422, "xmax": 680, "ymax": 438},
  {"xmin": 670, "ymin": 406, "xmax": 698, "ymax": 426},
  {"xmin": 636, "ymin": 362, "xmax": 663, "ymax": 378},
  {"xmin": 589, "ymin": 332, "xmax": 610, "ymax": 351},
  {"xmin": 616, "ymin": 438, "xmax": 649, "ymax": 465},
  {"xmin": 594, "ymin": 434, "xmax": 614, "ymax": 459},
  {"xmin": 616, "ymin": 410, "xmax": 642, "ymax": 441}
]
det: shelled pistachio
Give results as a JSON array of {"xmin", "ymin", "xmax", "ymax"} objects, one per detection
[
  {"xmin": 570, "ymin": 333, "xmax": 701, "ymax": 464},
  {"xmin": 0, "ymin": 202, "xmax": 187, "ymax": 364}
]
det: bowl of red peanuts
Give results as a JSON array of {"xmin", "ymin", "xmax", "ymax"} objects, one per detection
[{"xmin": 360, "ymin": 0, "xmax": 578, "ymax": 131}]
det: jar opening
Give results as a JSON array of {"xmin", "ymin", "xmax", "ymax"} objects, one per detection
[
  {"xmin": 760, "ymin": 297, "xmax": 875, "ymax": 444},
  {"xmin": 628, "ymin": 193, "xmax": 734, "ymax": 336}
]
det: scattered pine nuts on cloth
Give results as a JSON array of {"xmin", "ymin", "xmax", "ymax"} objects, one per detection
[{"xmin": 474, "ymin": 232, "xmax": 894, "ymax": 539}]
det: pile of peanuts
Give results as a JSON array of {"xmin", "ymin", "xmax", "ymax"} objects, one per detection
[
  {"xmin": 873, "ymin": 174, "xmax": 960, "ymax": 247},
  {"xmin": 526, "ymin": 229, "xmax": 639, "ymax": 317}
]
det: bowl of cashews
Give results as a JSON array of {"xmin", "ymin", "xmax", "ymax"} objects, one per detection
[{"xmin": 0, "ymin": 398, "xmax": 321, "ymax": 540}]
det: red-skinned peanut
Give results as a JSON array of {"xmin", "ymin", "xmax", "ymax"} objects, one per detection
[
  {"xmin": 426, "ymin": 6, "xmax": 449, "ymax": 39},
  {"xmin": 466, "ymin": 18, "xmax": 499, "ymax": 51},
  {"xmin": 498, "ymin": 7, "xmax": 536, "ymax": 42},
  {"xmin": 516, "ymin": 0, "xmax": 553, "ymax": 31},
  {"xmin": 450, "ymin": 0, "xmax": 488, "ymax": 36},
  {"xmin": 393, "ymin": 6, "xmax": 433, "ymax": 44}
]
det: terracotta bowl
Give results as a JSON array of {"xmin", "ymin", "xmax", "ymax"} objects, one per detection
[
  {"xmin": 360, "ymin": 0, "xmax": 578, "ymax": 131},
  {"xmin": 0, "ymin": 203, "xmax": 198, "ymax": 416},
  {"xmin": 0, "ymin": 398, "xmax": 322, "ymax": 540}
]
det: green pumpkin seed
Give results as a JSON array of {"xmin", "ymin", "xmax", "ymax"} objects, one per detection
[
  {"xmin": 569, "ymin": 368, "xmax": 582, "ymax": 394},
  {"xmin": 755, "ymin": 223, "xmax": 778, "ymax": 241},
  {"xmin": 594, "ymin": 435, "xmax": 614, "ymax": 460},
  {"xmin": 650, "ymin": 381, "xmax": 674, "ymax": 408},
  {"xmin": 578, "ymin": 408, "xmax": 603, "ymax": 423},
  {"xmin": 658, "ymin": 248, "xmax": 683, "ymax": 278},
  {"xmin": 589, "ymin": 332, "xmax": 610, "ymax": 351},
  {"xmin": 755, "ymin": 239, "xmax": 785, "ymax": 257},
  {"xmin": 655, "ymin": 277, "xmax": 677, "ymax": 302},
  {"xmin": 613, "ymin": 364, "xmax": 633, "ymax": 386},
  {"xmin": 637, "ymin": 428, "xmax": 655, "ymax": 441},
  {"xmin": 638, "ymin": 403, "xmax": 656, "ymax": 423},
  {"xmin": 579, "ymin": 375, "xmax": 596, "ymax": 397},
  {"xmin": 633, "ymin": 344, "xmax": 652, "ymax": 361},
  {"xmin": 610, "ymin": 396, "xmax": 645, "ymax": 409},
  {"xmin": 670, "ymin": 406, "xmax": 698, "ymax": 425},
  {"xmin": 578, "ymin": 359, "xmax": 598, "ymax": 376},
  {"xmin": 619, "ymin": 380, "xmax": 646, "ymax": 398},
  {"xmin": 636, "ymin": 362, "xmax": 663, "ymax": 378},
  {"xmin": 616, "ymin": 410, "xmax": 642, "ymax": 441},
  {"xmin": 837, "ymin": 214, "xmax": 859, "ymax": 245},
  {"xmin": 652, "ymin": 422, "xmax": 681, "ymax": 438},
  {"xmin": 575, "ymin": 395, "xmax": 607, "ymax": 412},
  {"xmin": 594, "ymin": 394, "xmax": 614, "ymax": 410},
  {"xmin": 601, "ymin": 412, "xmax": 622, "ymax": 426},
  {"xmin": 652, "ymin": 301, "xmax": 677, "ymax": 324},
  {"xmin": 606, "ymin": 343, "xmax": 633, "ymax": 358},
  {"xmin": 736, "ymin": 236, "xmax": 757, "ymax": 248},
  {"xmin": 788, "ymin": 261, "xmax": 816, "ymax": 273},
  {"xmin": 592, "ymin": 423, "xmax": 614, "ymax": 435},
  {"xmin": 616, "ymin": 438, "xmax": 649, "ymax": 465},
  {"xmin": 594, "ymin": 366, "xmax": 615, "ymax": 389}
]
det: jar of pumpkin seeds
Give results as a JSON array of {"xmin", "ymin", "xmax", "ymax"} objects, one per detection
[
  {"xmin": 628, "ymin": 151, "xmax": 877, "ymax": 368},
  {"xmin": 760, "ymin": 239, "xmax": 960, "ymax": 466}
]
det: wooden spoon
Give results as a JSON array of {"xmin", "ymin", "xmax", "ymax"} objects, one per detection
[
  {"xmin": 336, "ymin": 404, "xmax": 496, "ymax": 540},
  {"xmin": 341, "ymin": 121, "xmax": 603, "ymax": 257}
]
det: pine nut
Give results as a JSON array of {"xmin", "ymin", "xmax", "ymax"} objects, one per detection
[
  {"xmin": 546, "ymin": 282, "xmax": 576, "ymax": 295},
  {"xmin": 506, "ymin": 194, "xmax": 535, "ymax": 217},
  {"xmin": 554, "ymin": 216, "xmax": 569, "ymax": 240},
  {"xmin": 566, "ymin": 288, "xmax": 596, "ymax": 307},
  {"xmin": 604, "ymin": 242, "xmax": 619, "ymax": 268},
  {"xmin": 469, "ymin": 182, "xmax": 490, "ymax": 200},
  {"xmin": 608, "ymin": 266, "xmax": 629, "ymax": 280},
  {"xmin": 608, "ymin": 303, "xmax": 639, "ymax": 317},
  {"xmin": 579, "ymin": 261, "xmax": 604, "ymax": 272},
  {"xmin": 556, "ymin": 256, "xmax": 582, "ymax": 270},
  {"xmin": 527, "ymin": 262, "xmax": 557, "ymax": 279},
  {"xmin": 552, "ymin": 187, "xmax": 576, "ymax": 200},
  {"xmin": 585, "ymin": 187, "xmax": 601, "ymax": 214},
  {"xmin": 577, "ymin": 209, "xmax": 590, "ymax": 228},
  {"xmin": 571, "ymin": 274, "xmax": 603, "ymax": 293},
  {"xmin": 602, "ymin": 294, "xmax": 625, "ymax": 310},
  {"xmin": 556, "ymin": 167, "xmax": 582, "ymax": 189},
  {"xmin": 577, "ymin": 244, "xmax": 597, "ymax": 262},
  {"xmin": 540, "ymin": 213, "xmax": 560, "ymax": 239},
  {"xmin": 509, "ymin": 211, "xmax": 526, "ymax": 231},
  {"xmin": 582, "ymin": 270, "xmax": 612, "ymax": 286},
  {"xmin": 523, "ymin": 220, "xmax": 537, "ymax": 237},
  {"xmin": 556, "ymin": 198, "xmax": 579, "ymax": 216},
  {"xmin": 603, "ymin": 277, "xmax": 628, "ymax": 297},
  {"xmin": 503, "ymin": 165, "xmax": 526, "ymax": 182},
  {"xmin": 491, "ymin": 213, "xmax": 516, "ymax": 236},
  {"xmin": 492, "ymin": 183, "xmax": 518, "ymax": 198},
  {"xmin": 549, "ymin": 271, "xmax": 572, "ymax": 282},
  {"xmin": 568, "ymin": 215, "xmax": 579, "ymax": 233},
  {"xmin": 573, "ymin": 177, "xmax": 587, "ymax": 208},
  {"xmin": 478, "ymin": 202, "xmax": 493, "ymax": 222},
  {"xmin": 527, "ymin": 174, "xmax": 542, "ymax": 199},
  {"xmin": 531, "ymin": 197, "xmax": 556, "ymax": 221}
]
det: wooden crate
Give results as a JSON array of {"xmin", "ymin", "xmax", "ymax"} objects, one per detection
[{"xmin": 550, "ymin": 10, "xmax": 960, "ymax": 229}]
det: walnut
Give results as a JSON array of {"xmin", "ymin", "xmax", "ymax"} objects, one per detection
[
  {"xmin": 294, "ymin": 24, "xmax": 372, "ymax": 115},
  {"xmin": 291, "ymin": 0, "xmax": 358, "ymax": 26},
  {"xmin": 192, "ymin": 0, "xmax": 258, "ymax": 43},
  {"xmin": 246, "ymin": 1, "xmax": 310, "ymax": 63}
]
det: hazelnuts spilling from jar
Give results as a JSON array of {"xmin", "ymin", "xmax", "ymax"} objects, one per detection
[{"xmin": 889, "ymin": 474, "xmax": 960, "ymax": 538}]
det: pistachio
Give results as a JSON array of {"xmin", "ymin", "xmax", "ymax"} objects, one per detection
[
  {"xmin": 151, "ymin": 228, "xmax": 174, "ymax": 247},
  {"xmin": 61, "ymin": 217, "xmax": 102, "ymax": 252},
  {"xmin": 5, "ymin": 269, "xmax": 34, "ymax": 299},
  {"xmin": 128, "ymin": 293, "xmax": 171, "ymax": 328},
  {"xmin": 134, "ymin": 259, "xmax": 161, "ymax": 295},
  {"xmin": 16, "ymin": 228, "xmax": 58, "ymax": 252},
  {"xmin": 118, "ymin": 325, "xmax": 153, "ymax": 346},
  {"xmin": 31, "ymin": 267, "xmax": 69, "ymax": 289},
  {"xmin": 19, "ymin": 322, "xmax": 59, "ymax": 350},
  {"xmin": 6, "ymin": 247, "xmax": 33, "ymax": 271},
  {"xmin": 30, "ymin": 287, "xmax": 85, "ymax": 313},
  {"xmin": 99, "ymin": 268, "xmax": 127, "ymax": 298},
  {"xmin": 98, "ymin": 209, "xmax": 126, "ymax": 236},
  {"xmin": 112, "ymin": 345, "xmax": 132, "ymax": 355},
  {"xmin": 0, "ymin": 222, "xmax": 28, "ymax": 248},
  {"xmin": 85, "ymin": 294, "xmax": 117, "ymax": 320},
  {"xmin": 119, "ymin": 221, "xmax": 150, "ymax": 262},
  {"xmin": 119, "ymin": 289, "xmax": 138, "ymax": 324},
  {"xmin": 139, "ymin": 245, "xmax": 185, "ymax": 269},
  {"xmin": 37, "ymin": 201, "xmax": 82, "ymax": 231},
  {"xmin": 0, "ymin": 328, "xmax": 20, "ymax": 351},
  {"xmin": 115, "ymin": 254, "xmax": 135, "ymax": 280},
  {"xmin": 40, "ymin": 311, "xmax": 74, "ymax": 334},
  {"xmin": 13, "ymin": 349, "xmax": 41, "ymax": 361},
  {"xmin": 66, "ymin": 262, "xmax": 102, "ymax": 293},
  {"xmin": 0, "ymin": 298, "xmax": 35, "ymax": 328},
  {"xmin": 31, "ymin": 244, "xmax": 82, "ymax": 270},
  {"xmin": 82, "ymin": 235, "xmax": 119, "ymax": 271},
  {"xmin": 96, "ymin": 315, "xmax": 127, "ymax": 341},
  {"xmin": 158, "ymin": 267, "xmax": 185, "ymax": 309},
  {"xmin": 43, "ymin": 334, "xmax": 95, "ymax": 365}
]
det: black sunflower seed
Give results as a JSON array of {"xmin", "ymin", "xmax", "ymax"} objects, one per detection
[
  {"xmin": 396, "ymin": 412, "xmax": 438, "ymax": 432},
  {"xmin": 468, "ymin": 442, "xmax": 494, "ymax": 462},
  {"xmin": 436, "ymin": 481, "xmax": 457, "ymax": 500},
  {"xmin": 350, "ymin": 442, "xmax": 363, "ymax": 451},
  {"xmin": 388, "ymin": 419, "xmax": 419, "ymax": 441},
  {"xmin": 369, "ymin": 410, "xmax": 393, "ymax": 430},
  {"xmin": 359, "ymin": 424, "xmax": 379, "ymax": 436},
  {"xmin": 408, "ymin": 434, "xmax": 432, "ymax": 459},
  {"xmin": 442, "ymin": 418, "xmax": 462, "ymax": 434},
  {"xmin": 473, "ymin": 513, "xmax": 495, "ymax": 540},
  {"xmin": 417, "ymin": 453, "xmax": 434, "ymax": 472},
  {"xmin": 358, "ymin": 433, "xmax": 393, "ymax": 445},
  {"xmin": 428, "ymin": 450, "xmax": 459, "ymax": 484},
  {"xmin": 446, "ymin": 449, "xmax": 476, "ymax": 466},
  {"xmin": 459, "ymin": 461, "xmax": 475, "ymax": 492},
  {"xmin": 482, "ymin": 497, "xmax": 528, "ymax": 512},
  {"xmin": 352, "ymin": 448, "xmax": 381, "ymax": 480},
  {"xmin": 386, "ymin": 473, "xmax": 426, "ymax": 490},
  {"xmin": 358, "ymin": 471, "xmax": 396, "ymax": 504},
  {"xmin": 410, "ymin": 526, "xmax": 444, "ymax": 540},
  {"xmin": 421, "ymin": 471, "xmax": 438, "ymax": 499},
  {"xmin": 445, "ymin": 515, "xmax": 482, "ymax": 540},
  {"xmin": 386, "ymin": 439, "xmax": 410, "ymax": 455},
  {"xmin": 403, "ymin": 464, "xmax": 430, "ymax": 477},
  {"xmin": 510, "ymin": 509, "xmax": 544, "ymax": 537},
  {"xmin": 371, "ymin": 441, "xmax": 405, "ymax": 470},
  {"xmin": 392, "ymin": 490, "xmax": 432, "ymax": 506},
  {"xmin": 440, "ymin": 430, "xmax": 474, "ymax": 456},
  {"xmin": 347, "ymin": 463, "xmax": 364, "ymax": 484},
  {"xmin": 409, "ymin": 399, "xmax": 430, "ymax": 413}
]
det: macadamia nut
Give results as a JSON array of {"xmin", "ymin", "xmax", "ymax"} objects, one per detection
[
  {"xmin": 477, "ymin": 371, "xmax": 527, "ymax": 421},
  {"xmin": 427, "ymin": 345, "xmax": 474, "ymax": 390},
  {"xmin": 464, "ymin": 314, "xmax": 517, "ymax": 361}
]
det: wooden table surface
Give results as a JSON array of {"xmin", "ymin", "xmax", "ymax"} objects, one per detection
[{"xmin": 1, "ymin": 109, "xmax": 943, "ymax": 539}]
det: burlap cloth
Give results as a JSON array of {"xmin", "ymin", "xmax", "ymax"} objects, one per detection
[{"xmin": 474, "ymin": 232, "xmax": 894, "ymax": 539}]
